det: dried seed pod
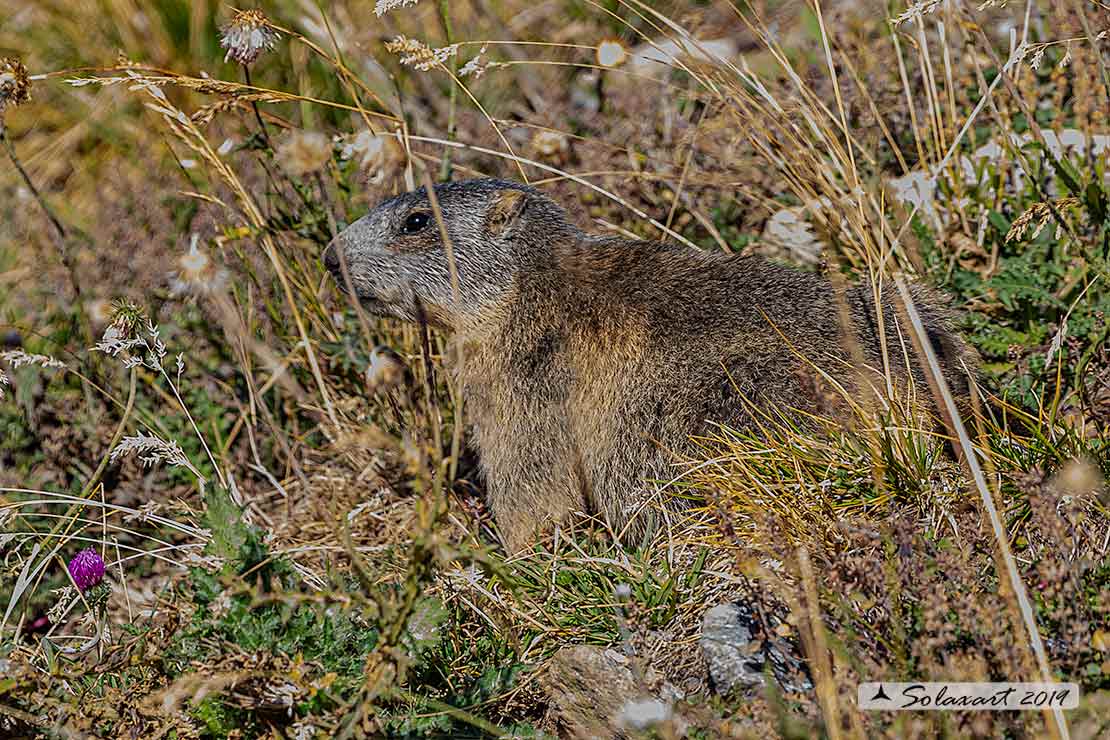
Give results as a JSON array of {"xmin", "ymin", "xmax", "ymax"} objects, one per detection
[{"xmin": 0, "ymin": 57, "xmax": 31, "ymax": 117}]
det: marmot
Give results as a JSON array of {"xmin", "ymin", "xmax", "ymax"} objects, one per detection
[{"xmin": 323, "ymin": 179, "xmax": 972, "ymax": 551}]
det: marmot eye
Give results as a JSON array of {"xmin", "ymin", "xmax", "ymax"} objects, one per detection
[{"xmin": 401, "ymin": 211, "xmax": 431, "ymax": 234}]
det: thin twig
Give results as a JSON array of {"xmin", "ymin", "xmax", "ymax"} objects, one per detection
[
  {"xmin": 1, "ymin": 126, "xmax": 67, "ymax": 242},
  {"xmin": 438, "ymin": 0, "xmax": 458, "ymax": 181},
  {"xmin": 0, "ymin": 125, "xmax": 85, "ymax": 308},
  {"xmin": 894, "ymin": 276, "xmax": 1070, "ymax": 740},
  {"xmin": 242, "ymin": 66, "xmax": 271, "ymax": 148}
]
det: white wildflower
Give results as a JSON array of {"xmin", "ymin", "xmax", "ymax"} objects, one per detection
[
  {"xmin": 375, "ymin": 0, "xmax": 419, "ymax": 15},
  {"xmin": 91, "ymin": 325, "xmax": 142, "ymax": 358},
  {"xmin": 220, "ymin": 9, "xmax": 281, "ymax": 66}
]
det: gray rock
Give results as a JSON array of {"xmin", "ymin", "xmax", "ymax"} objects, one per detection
[
  {"xmin": 542, "ymin": 645, "xmax": 685, "ymax": 738},
  {"xmin": 542, "ymin": 645, "xmax": 646, "ymax": 739},
  {"xmin": 700, "ymin": 601, "xmax": 813, "ymax": 695},
  {"xmin": 701, "ymin": 603, "xmax": 767, "ymax": 692}
]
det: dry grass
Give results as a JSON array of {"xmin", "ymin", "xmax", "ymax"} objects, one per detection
[{"xmin": 1, "ymin": 0, "xmax": 1109, "ymax": 737}]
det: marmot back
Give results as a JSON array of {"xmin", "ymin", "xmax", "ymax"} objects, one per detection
[{"xmin": 324, "ymin": 178, "xmax": 975, "ymax": 551}]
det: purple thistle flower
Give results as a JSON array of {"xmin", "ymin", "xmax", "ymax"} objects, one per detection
[{"xmin": 68, "ymin": 548, "xmax": 105, "ymax": 591}]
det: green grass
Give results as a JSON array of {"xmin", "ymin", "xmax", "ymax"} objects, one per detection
[{"xmin": 1, "ymin": 1, "xmax": 1108, "ymax": 738}]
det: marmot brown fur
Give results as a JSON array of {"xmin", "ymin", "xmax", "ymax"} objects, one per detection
[{"xmin": 323, "ymin": 179, "xmax": 973, "ymax": 551}]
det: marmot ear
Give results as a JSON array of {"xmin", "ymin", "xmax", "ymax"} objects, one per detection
[{"xmin": 485, "ymin": 189, "xmax": 529, "ymax": 237}]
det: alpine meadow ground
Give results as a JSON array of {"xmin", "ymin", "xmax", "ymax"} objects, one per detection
[{"xmin": 1, "ymin": 1, "xmax": 1109, "ymax": 738}]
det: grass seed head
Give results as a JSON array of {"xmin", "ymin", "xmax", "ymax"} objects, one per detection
[
  {"xmin": 386, "ymin": 35, "xmax": 458, "ymax": 71},
  {"xmin": 220, "ymin": 9, "xmax": 281, "ymax": 66},
  {"xmin": 459, "ymin": 45, "xmax": 498, "ymax": 79}
]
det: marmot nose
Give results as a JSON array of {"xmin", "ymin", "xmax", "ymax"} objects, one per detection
[{"xmin": 322, "ymin": 242, "xmax": 341, "ymax": 275}]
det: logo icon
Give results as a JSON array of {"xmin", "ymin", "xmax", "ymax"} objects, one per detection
[
  {"xmin": 858, "ymin": 682, "xmax": 1080, "ymax": 711},
  {"xmin": 871, "ymin": 684, "xmax": 891, "ymax": 702}
]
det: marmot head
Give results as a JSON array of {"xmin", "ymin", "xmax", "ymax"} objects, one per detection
[{"xmin": 323, "ymin": 178, "xmax": 575, "ymax": 330}]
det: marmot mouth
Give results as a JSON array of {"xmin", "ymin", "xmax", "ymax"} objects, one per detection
[
  {"xmin": 327, "ymin": 274, "xmax": 379, "ymax": 307},
  {"xmin": 326, "ymin": 268, "xmax": 351, "ymax": 294},
  {"xmin": 332, "ymin": 282, "xmax": 390, "ymax": 316},
  {"xmin": 328, "ymin": 273, "xmax": 374, "ymax": 303}
]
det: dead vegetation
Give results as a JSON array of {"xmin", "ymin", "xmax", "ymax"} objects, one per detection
[{"xmin": 1, "ymin": 1, "xmax": 1109, "ymax": 738}]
